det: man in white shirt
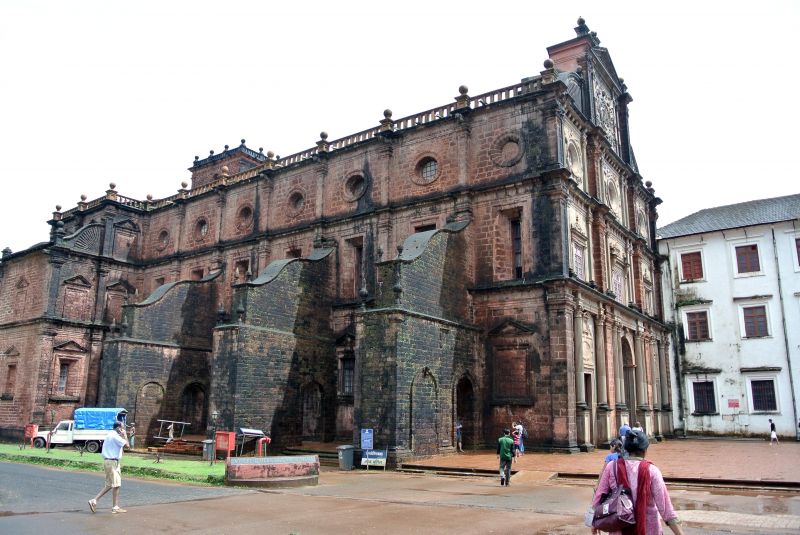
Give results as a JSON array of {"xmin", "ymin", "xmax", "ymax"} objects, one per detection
[{"xmin": 88, "ymin": 421, "xmax": 129, "ymax": 514}]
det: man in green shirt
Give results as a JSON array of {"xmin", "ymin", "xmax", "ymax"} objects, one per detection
[{"xmin": 496, "ymin": 428, "xmax": 514, "ymax": 486}]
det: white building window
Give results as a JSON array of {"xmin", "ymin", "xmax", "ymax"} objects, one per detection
[
  {"xmin": 738, "ymin": 303, "xmax": 770, "ymax": 339},
  {"xmin": 679, "ymin": 250, "xmax": 705, "ymax": 282},
  {"xmin": 731, "ymin": 242, "xmax": 763, "ymax": 277},
  {"xmin": 682, "ymin": 308, "xmax": 712, "ymax": 341},
  {"xmin": 690, "ymin": 379, "xmax": 717, "ymax": 414},
  {"xmin": 745, "ymin": 375, "xmax": 779, "ymax": 413}
]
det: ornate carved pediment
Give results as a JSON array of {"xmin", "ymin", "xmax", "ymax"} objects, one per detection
[
  {"xmin": 53, "ymin": 340, "xmax": 88, "ymax": 353},
  {"xmin": 63, "ymin": 275, "xmax": 91, "ymax": 288},
  {"xmin": 335, "ymin": 327, "xmax": 356, "ymax": 348},
  {"xmin": 106, "ymin": 279, "xmax": 136, "ymax": 294},
  {"xmin": 114, "ymin": 219, "xmax": 139, "ymax": 231},
  {"xmin": 3, "ymin": 346, "xmax": 20, "ymax": 357},
  {"xmin": 488, "ymin": 319, "xmax": 538, "ymax": 337}
]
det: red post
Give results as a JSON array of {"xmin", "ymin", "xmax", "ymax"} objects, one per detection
[{"xmin": 256, "ymin": 436, "xmax": 271, "ymax": 456}]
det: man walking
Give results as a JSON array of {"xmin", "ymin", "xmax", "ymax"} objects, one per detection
[
  {"xmin": 769, "ymin": 419, "xmax": 779, "ymax": 445},
  {"xmin": 496, "ymin": 428, "xmax": 514, "ymax": 487},
  {"xmin": 88, "ymin": 421, "xmax": 129, "ymax": 514}
]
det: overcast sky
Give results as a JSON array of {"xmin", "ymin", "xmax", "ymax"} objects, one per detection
[{"xmin": 1, "ymin": 1, "xmax": 797, "ymax": 254}]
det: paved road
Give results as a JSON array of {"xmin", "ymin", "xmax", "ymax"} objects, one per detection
[
  {"xmin": 2, "ymin": 462, "xmax": 799, "ymax": 534},
  {"xmin": 0, "ymin": 462, "xmax": 251, "ymax": 514}
]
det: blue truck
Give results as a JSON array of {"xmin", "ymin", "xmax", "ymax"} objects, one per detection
[{"xmin": 33, "ymin": 407, "xmax": 127, "ymax": 453}]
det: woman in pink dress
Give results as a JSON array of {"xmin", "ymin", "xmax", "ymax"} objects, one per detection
[
  {"xmin": 511, "ymin": 424, "xmax": 522, "ymax": 460},
  {"xmin": 591, "ymin": 430, "xmax": 684, "ymax": 535}
]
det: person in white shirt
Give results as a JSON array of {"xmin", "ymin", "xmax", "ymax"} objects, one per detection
[{"xmin": 88, "ymin": 421, "xmax": 129, "ymax": 514}]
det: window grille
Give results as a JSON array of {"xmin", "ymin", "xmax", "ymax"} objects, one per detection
[
  {"xmin": 692, "ymin": 381, "xmax": 716, "ymax": 413},
  {"xmin": 751, "ymin": 379, "xmax": 777, "ymax": 411},
  {"xmin": 511, "ymin": 219, "xmax": 522, "ymax": 279}
]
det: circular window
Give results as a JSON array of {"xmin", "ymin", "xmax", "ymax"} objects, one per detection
[
  {"xmin": 412, "ymin": 156, "xmax": 440, "ymax": 185},
  {"xmin": 195, "ymin": 218, "xmax": 209, "ymax": 240},
  {"xmin": 489, "ymin": 134, "xmax": 524, "ymax": 168},
  {"xmin": 344, "ymin": 174, "xmax": 367, "ymax": 201},
  {"xmin": 156, "ymin": 230, "xmax": 169, "ymax": 251},
  {"xmin": 288, "ymin": 191, "xmax": 305, "ymax": 214},
  {"xmin": 236, "ymin": 205, "xmax": 254, "ymax": 231}
]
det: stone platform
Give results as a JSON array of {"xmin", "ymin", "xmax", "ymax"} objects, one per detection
[{"xmin": 225, "ymin": 454, "xmax": 320, "ymax": 488}]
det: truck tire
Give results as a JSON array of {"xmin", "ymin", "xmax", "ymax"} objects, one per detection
[
  {"xmin": 86, "ymin": 441, "xmax": 101, "ymax": 454},
  {"xmin": 33, "ymin": 437, "xmax": 46, "ymax": 448}
]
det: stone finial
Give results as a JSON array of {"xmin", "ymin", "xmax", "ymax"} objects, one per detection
[
  {"xmin": 240, "ymin": 139, "xmax": 246, "ymax": 145},
  {"xmin": 266, "ymin": 150, "xmax": 275, "ymax": 159},
  {"xmin": 455, "ymin": 85, "xmax": 470, "ymax": 110},
  {"xmin": 209, "ymin": 150, "xmax": 215, "ymax": 156},
  {"xmin": 575, "ymin": 16, "xmax": 590, "ymax": 36},
  {"xmin": 2, "ymin": 247, "xmax": 11, "ymax": 258},
  {"xmin": 317, "ymin": 132, "xmax": 330, "ymax": 153},
  {"xmin": 259, "ymin": 147, "xmax": 264, "ymax": 153},
  {"xmin": 146, "ymin": 194, "xmax": 153, "ymax": 201},
  {"xmin": 194, "ymin": 155, "xmax": 200, "ymax": 162},
  {"xmin": 380, "ymin": 109, "xmax": 395, "ymax": 132},
  {"xmin": 181, "ymin": 181, "xmax": 188, "ymax": 189},
  {"xmin": 55, "ymin": 205, "xmax": 62, "ymax": 212},
  {"xmin": 543, "ymin": 58, "xmax": 554, "ymax": 69},
  {"xmin": 109, "ymin": 183, "xmax": 116, "ymax": 190},
  {"xmin": 80, "ymin": 194, "xmax": 87, "ymax": 201},
  {"xmin": 224, "ymin": 144, "xmax": 229, "ymax": 151},
  {"xmin": 645, "ymin": 180, "xmax": 652, "ymax": 188}
]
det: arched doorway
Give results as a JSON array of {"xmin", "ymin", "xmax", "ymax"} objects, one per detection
[
  {"xmin": 301, "ymin": 382, "xmax": 323, "ymax": 440},
  {"xmin": 455, "ymin": 375, "xmax": 475, "ymax": 449},
  {"xmin": 181, "ymin": 383, "xmax": 207, "ymax": 434},
  {"xmin": 621, "ymin": 339, "xmax": 636, "ymax": 417},
  {"xmin": 135, "ymin": 382, "xmax": 164, "ymax": 447},
  {"xmin": 411, "ymin": 368, "xmax": 438, "ymax": 456}
]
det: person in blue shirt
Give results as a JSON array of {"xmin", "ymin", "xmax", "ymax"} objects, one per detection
[
  {"xmin": 603, "ymin": 438, "xmax": 623, "ymax": 464},
  {"xmin": 88, "ymin": 422, "xmax": 129, "ymax": 514},
  {"xmin": 618, "ymin": 422, "xmax": 631, "ymax": 446}
]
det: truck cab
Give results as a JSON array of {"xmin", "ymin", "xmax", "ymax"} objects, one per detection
[{"xmin": 34, "ymin": 408, "xmax": 127, "ymax": 453}]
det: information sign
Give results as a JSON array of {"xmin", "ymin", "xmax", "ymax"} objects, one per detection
[
  {"xmin": 360, "ymin": 428, "xmax": 373, "ymax": 450},
  {"xmin": 361, "ymin": 449, "xmax": 388, "ymax": 469},
  {"xmin": 728, "ymin": 399, "xmax": 740, "ymax": 408}
]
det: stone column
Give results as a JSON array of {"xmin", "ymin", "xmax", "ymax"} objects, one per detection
[
  {"xmin": 634, "ymin": 329, "xmax": 647, "ymax": 409},
  {"xmin": 593, "ymin": 312, "xmax": 608, "ymax": 407},
  {"xmin": 545, "ymin": 286, "xmax": 579, "ymax": 452},
  {"xmin": 573, "ymin": 306, "xmax": 586, "ymax": 406},
  {"xmin": 658, "ymin": 339, "xmax": 670, "ymax": 409},
  {"xmin": 613, "ymin": 322, "xmax": 624, "ymax": 406}
]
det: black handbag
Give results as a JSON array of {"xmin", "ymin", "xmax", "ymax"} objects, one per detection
[{"xmin": 592, "ymin": 459, "xmax": 636, "ymax": 531}]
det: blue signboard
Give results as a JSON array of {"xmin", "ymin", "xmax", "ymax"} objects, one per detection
[
  {"xmin": 360, "ymin": 428, "xmax": 373, "ymax": 450},
  {"xmin": 360, "ymin": 449, "xmax": 387, "ymax": 467}
]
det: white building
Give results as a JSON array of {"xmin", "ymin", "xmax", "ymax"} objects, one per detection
[{"xmin": 658, "ymin": 194, "xmax": 800, "ymax": 439}]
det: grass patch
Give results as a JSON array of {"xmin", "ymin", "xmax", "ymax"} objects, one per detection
[{"xmin": 0, "ymin": 443, "xmax": 226, "ymax": 485}]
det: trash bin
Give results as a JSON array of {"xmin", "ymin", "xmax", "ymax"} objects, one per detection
[
  {"xmin": 337, "ymin": 445, "xmax": 354, "ymax": 470},
  {"xmin": 202, "ymin": 439, "xmax": 215, "ymax": 461}
]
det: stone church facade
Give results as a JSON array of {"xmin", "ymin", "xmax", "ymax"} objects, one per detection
[{"xmin": 0, "ymin": 20, "xmax": 674, "ymax": 461}]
